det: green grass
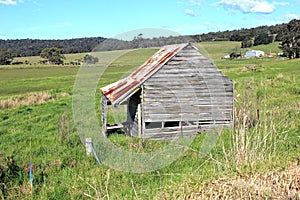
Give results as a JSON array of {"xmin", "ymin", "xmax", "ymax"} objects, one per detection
[
  {"xmin": 0, "ymin": 41, "xmax": 299, "ymax": 199},
  {"xmin": 0, "ymin": 48, "xmax": 157, "ymax": 98},
  {"xmin": 198, "ymin": 41, "xmax": 282, "ymax": 60},
  {"xmin": 0, "ymin": 67, "xmax": 78, "ymax": 98}
]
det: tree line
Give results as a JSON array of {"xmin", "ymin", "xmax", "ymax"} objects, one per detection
[
  {"xmin": 0, "ymin": 19, "xmax": 299, "ymax": 65},
  {"xmin": 0, "ymin": 37, "xmax": 106, "ymax": 57}
]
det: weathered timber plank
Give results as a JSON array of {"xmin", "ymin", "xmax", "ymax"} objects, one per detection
[
  {"xmin": 142, "ymin": 107, "xmax": 234, "ymax": 113},
  {"xmin": 143, "ymin": 102, "xmax": 233, "ymax": 108},
  {"xmin": 143, "ymin": 95, "xmax": 233, "ymax": 99},
  {"xmin": 158, "ymin": 66, "xmax": 219, "ymax": 72},
  {"xmin": 144, "ymin": 81, "xmax": 232, "ymax": 87},
  {"xmin": 143, "ymin": 83, "xmax": 232, "ymax": 89},
  {"xmin": 143, "ymin": 111, "xmax": 232, "ymax": 118},
  {"xmin": 143, "ymin": 101, "xmax": 234, "ymax": 107},
  {"xmin": 147, "ymin": 77, "xmax": 229, "ymax": 83},
  {"xmin": 143, "ymin": 95, "xmax": 233, "ymax": 100},
  {"xmin": 194, "ymin": 121, "xmax": 232, "ymax": 125},
  {"xmin": 143, "ymin": 101, "xmax": 232, "ymax": 107},
  {"xmin": 143, "ymin": 131, "xmax": 198, "ymax": 138},
  {"xmin": 143, "ymin": 87, "xmax": 232, "ymax": 92},
  {"xmin": 146, "ymin": 82, "xmax": 232, "ymax": 87},
  {"xmin": 169, "ymin": 57, "xmax": 209, "ymax": 62},
  {"xmin": 143, "ymin": 87, "xmax": 233, "ymax": 94},
  {"xmin": 144, "ymin": 80, "xmax": 207, "ymax": 86},
  {"xmin": 142, "ymin": 102, "xmax": 233, "ymax": 108},
  {"xmin": 146, "ymin": 76, "xmax": 231, "ymax": 82},
  {"xmin": 143, "ymin": 96, "xmax": 233, "ymax": 101},
  {"xmin": 107, "ymin": 124, "xmax": 123, "ymax": 130},
  {"xmin": 165, "ymin": 62, "xmax": 213, "ymax": 68},
  {"xmin": 137, "ymin": 104, "xmax": 142, "ymax": 137},
  {"xmin": 143, "ymin": 112, "xmax": 232, "ymax": 117},
  {"xmin": 144, "ymin": 125, "xmax": 198, "ymax": 134},
  {"xmin": 143, "ymin": 106, "xmax": 232, "ymax": 113},
  {"xmin": 150, "ymin": 72, "xmax": 230, "ymax": 78},
  {"xmin": 144, "ymin": 90, "xmax": 234, "ymax": 96},
  {"xmin": 143, "ymin": 110, "xmax": 233, "ymax": 116},
  {"xmin": 165, "ymin": 60, "xmax": 214, "ymax": 66},
  {"xmin": 176, "ymin": 49, "xmax": 202, "ymax": 53},
  {"xmin": 142, "ymin": 130, "xmax": 198, "ymax": 139},
  {"xmin": 174, "ymin": 52, "xmax": 204, "ymax": 57},
  {"xmin": 143, "ymin": 115, "xmax": 232, "ymax": 122},
  {"xmin": 143, "ymin": 81, "xmax": 233, "ymax": 87}
]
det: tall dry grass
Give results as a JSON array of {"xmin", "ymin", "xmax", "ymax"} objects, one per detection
[
  {"xmin": 217, "ymin": 91, "xmax": 290, "ymax": 172},
  {"xmin": 187, "ymin": 162, "xmax": 300, "ymax": 199},
  {"xmin": 0, "ymin": 92, "xmax": 53, "ymax": 109}
]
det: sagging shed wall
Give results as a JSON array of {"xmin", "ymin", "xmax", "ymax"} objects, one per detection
[{"xmin": 141, "ymin": 45, "xmax": 233, "ymax": 138}]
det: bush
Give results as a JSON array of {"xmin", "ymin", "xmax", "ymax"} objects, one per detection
[
  {"xmin": 82, "ymin": 54, "xmax": 99, "ymax": 64},
  {"xmin": 0, "ymin": 155, "xmax": 25, "ymax": 198}
]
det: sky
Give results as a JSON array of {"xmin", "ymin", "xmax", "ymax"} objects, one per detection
[{"xmin": 0, "ymin": 0, "xmax": 299, "ymax": 40}]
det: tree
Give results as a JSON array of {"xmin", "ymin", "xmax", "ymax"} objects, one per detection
[
  {"xmin": 0, "ymin": 50, "xmax": 13, "ymax": 65},
  {"xmin": 40, "ymin": 47, "xmax": 65, "ymax": 65},
  {"xmin": 82, "ymin": 54, "xmax": 99, "ymax": 64},
  {"xmin": 279, "ymin": 19, "xmax": 300, "ymax": 59},
  {"xmin": 241, "ymin": 37, "xmax": 254, "ymax": 48},
  {"xmin": 254, "ymin": 32, "xmax": 273, "ymax": 46},
  {"xmin": 229, "ymin": 46, "xmax": 242, "ymax": 58}
]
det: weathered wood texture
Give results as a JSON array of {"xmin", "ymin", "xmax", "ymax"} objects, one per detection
[
  {"xmin": 141, "ymin": 45, "xmax": 233, "ymax": 138},
  {"xmin": 102, "ymin": 94, "xmax": 107, "ymax": 136},
  {"xmin": 126, "ymin": 90, "xmax": 141, "ymax": 137},
  {"xmin": 102, "ymin": 44, "xmax": 234, "ymax": 140}
]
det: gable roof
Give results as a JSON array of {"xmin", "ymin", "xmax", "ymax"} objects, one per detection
[{"xmin": 100, "ymin": 43, "xmax": 190, "ymax": 106}]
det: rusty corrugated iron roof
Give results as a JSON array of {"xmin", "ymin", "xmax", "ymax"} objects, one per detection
[{"xmin": 100, "ymin": 43, "xmax": 189, "ymax": 106}]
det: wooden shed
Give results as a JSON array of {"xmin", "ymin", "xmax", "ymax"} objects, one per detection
[{"xmin": 100, "ymin": 43, "xmax": 234, "ymax": 139}]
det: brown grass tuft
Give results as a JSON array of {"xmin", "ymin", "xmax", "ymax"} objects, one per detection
[
  {"xmin": 0, "ymin": 92, "xmax": 53, "ymax": 109},
  {"xmin": 277, "ymin": 73, "xmax": 284, "ymax": 79},
  {"xmin": 188, "ymin": 163, "xmax": 300, "ymax": 200}
]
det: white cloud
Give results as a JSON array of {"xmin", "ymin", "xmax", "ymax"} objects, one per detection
[
  {"xmin": 284, "ymin": 13, "xmax": 300, "ymax": 20},
  {"xmin": 184, "ymin": 9, "xmax": 197, "ymax": 17},
  {"xmin": 215, "ymin": 0, "xmax": 275, "ymax": 14},
  {"xmin": 189, "ymin": 0, "xmax": 203, "ymax": 6},
  {"xmin": 0, "ymin": 0, "xmax": 17, "ymax": 5},
  {"xmin": 177, "ymin": 1, "xmax": 184, "ymax": 4}
]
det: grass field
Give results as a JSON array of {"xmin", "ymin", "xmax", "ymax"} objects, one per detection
[{"xmin": 0, "ymin": 41, "xmax": 299, "ymax": 199}]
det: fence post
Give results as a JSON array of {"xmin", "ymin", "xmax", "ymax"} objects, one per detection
[
  {"xmin": 85, "ymin": 138, "xmax": 92, "ymax": 156},
  {"xmin": 85, "ymin": 138, "xmax": 101, "ymax": 165}
]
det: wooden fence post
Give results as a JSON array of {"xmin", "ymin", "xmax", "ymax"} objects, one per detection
[{"xmin": 85, "ymin": 138, "xmax": 92, "ymax": 156}]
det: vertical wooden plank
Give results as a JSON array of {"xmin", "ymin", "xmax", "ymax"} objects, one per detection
[
  {"xmin": 141, "ymin": 85, "xmax": 145, "ymax": 136},
  {"xmin": 126, "ymin": 100, "xmax": 131, "ymax": 136},
  {"xmin": 102, "ymin": 93, "xmax": 107, "ymax": 137},
  {"xmin": 137, "ymin": 103, "xmax": 142, "ymax": 138}
]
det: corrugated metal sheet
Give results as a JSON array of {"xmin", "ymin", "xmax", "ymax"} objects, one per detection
[{"xmin": 100, "ymin": 43, "xmax": 189, "ymax": 106}]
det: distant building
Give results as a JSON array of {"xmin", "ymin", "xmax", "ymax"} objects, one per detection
[
  {"xmin": 223, "ymin": 54, "xmax": 231, "ymax": 59},
  {"xmin": 245, "ymin": 50, "xmax": 264, "ymax": 58}
]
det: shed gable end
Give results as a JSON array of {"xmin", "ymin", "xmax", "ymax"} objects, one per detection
[{"xmin": 141, "ymin": 45, "xmax": 234, "ymax": 138}]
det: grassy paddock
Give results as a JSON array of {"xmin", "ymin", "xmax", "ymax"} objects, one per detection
[{"xmin": 0, "ymin": 41, "xmax": 299, "ymax": 199}]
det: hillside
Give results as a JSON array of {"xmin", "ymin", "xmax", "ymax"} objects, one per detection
[
  {"xmin": 0, "ymin": 20, "xmax": 293, "ymax": 57},
  {"xmin": 0, "ymin": 37, "xmax": 106, "ymax": 57}
]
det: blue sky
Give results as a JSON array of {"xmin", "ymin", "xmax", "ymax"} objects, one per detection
[{"xmin": 0, "ymin": 0, "xmax": 299, "ymax": 39}]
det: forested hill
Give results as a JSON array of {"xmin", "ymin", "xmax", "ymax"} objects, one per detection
[
  {"xmin": 0, "ymin": 21, "xmax": 295, "ymax": 57},
  {"xmin": 0, "ymin": 37, "xmax": 106, "ymax": 57}
]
